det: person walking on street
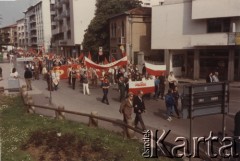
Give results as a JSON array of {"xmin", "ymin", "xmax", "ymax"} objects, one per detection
[
  {"xmin": 101, "ymin": 76, "xmax": 110, "ymax": 105},
  {"xmin": 168, "ymin": 71, "xmax": 178, "ymax": 89},
  {"xmin": 165, "ymin": 89, "xmax": 175, "ymax": 121},
  {"xmin": 52, "ymin": 69, "xmax": 60, "ymax": 91},
  {"xmin": 71, "ymin": 68, "xmax": 77, "ymax": 90},
  {"xmin": 119, "ymin": 92, "xmax": 134, "ymax": 138},
  {"xmin": 68, "ymin": 67, "xmax": 72, "ymax": 85},
  {"xmin": 82, "ymin": 71, "xmax": 90, "ymax": 95},
  {"xmin": 159, "ymin": 72, "xmax": 166, "ymax": 99},
  {"xmin": 46, "ymin": 70, "xmax": 53, "ymax": 91},
  {"xmin": 154, "ymin": 76, "xmax": 160, "ymax": 99},
  {"xmin": 24, "ymin": 68, "xmax": 33, "ymax": 90},
  {"xmin": 0, "ymin": 66, "xmax": 2, "ymax": 80},
  {"xmin": 133, "ymin": 90, "xmax": 146, "ymax": 131},
  {"xmin": 118, "ymin": 76, "xmax": 126, "ymax": 102},
  {"xmin": 172, "ymin": 86, "xmax": 180, "ymax": 118}
]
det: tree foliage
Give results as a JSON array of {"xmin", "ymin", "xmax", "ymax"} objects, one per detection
[{"xmin": 82, "ymin": 0, "xmax": 141, "ymax": 57}]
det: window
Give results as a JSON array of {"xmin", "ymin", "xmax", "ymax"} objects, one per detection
[{"xmin": 207, "ymin": 18, "xmax": 230, "ymax": 33}]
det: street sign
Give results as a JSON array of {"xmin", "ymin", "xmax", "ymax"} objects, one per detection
[
  {"xmin": 181, "ymin": 82, "xmax": 229, "ymax": 119},
  {"xmin": 16, "ymin": 57, "xmax": 33, "ymax": 62}
]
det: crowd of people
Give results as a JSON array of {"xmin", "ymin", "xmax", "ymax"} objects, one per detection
[{"xmin": 7, "ymin": 51, "xmax": 216, "ymax": 132}]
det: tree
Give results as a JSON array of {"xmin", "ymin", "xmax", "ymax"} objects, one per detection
[{"xmin": 82, "ymin": 0, "xmax": 141, "ymax": 60}]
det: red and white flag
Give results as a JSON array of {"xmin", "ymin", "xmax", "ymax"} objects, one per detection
[
  {"xmin": 85, "ymin": 56, "xmax": 127, "ymax": 70},
  {"xmin": 129, "ymin": 80, "xmax": 154, "ymax": 95},
  {"xmin": 145, "ymin": 62, "xmax": 166, "ymax": 76}
]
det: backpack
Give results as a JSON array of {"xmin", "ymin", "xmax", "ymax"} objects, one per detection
[{"xmin": 165, "ymin": 94, "xmax": 174, "ymax": 106}]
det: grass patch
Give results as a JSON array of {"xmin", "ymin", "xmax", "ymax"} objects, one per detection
[{"xmin": 0, "ymin": 95, "xmax": 180, "ymax": 161}]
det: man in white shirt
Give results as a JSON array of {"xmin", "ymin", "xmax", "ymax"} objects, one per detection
[
  {"xmin": 52, "ymin": 69, "xmax": 60, "ymax": 90},
  {"xmin": 167, "ymin": 71, "xmax": 178, "ymax": 89}
]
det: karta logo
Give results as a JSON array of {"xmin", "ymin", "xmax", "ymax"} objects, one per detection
[{"xmin": 142, "ymin": 130, "xmax": 240, "ymax": 159}]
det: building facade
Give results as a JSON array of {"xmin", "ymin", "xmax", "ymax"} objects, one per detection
[
  {"xmin": 16, "ymin": 18, "xmax": 26, "ymax": 49},
  {"xmin": 0, "ymin": 24, "xmax": 17, "ymax": 47},
  {"xmin": 51, "ymin": 0, "xmax": 95, "ymax": 58},
  {"xmin": 24, "ymin": 0, "xmax": 52, "ymax": 52},
  {"xmin": 109, "ymin": 7, "xmax": 152, "ymax": 65},
  {"xmin": 152, "ymin": 0, "xmax": 240, "ymax": 81}
]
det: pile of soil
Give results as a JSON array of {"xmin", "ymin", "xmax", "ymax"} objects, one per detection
[{"xmin": 21, "ymin": 130, "xmax": 123, "ymax": 161}]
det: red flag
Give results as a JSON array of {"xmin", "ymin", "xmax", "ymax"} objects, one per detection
[
  {"xmin": 111, "ymin": 56, "xmax": 116, "ymax": 62},
  {"xmin": 104, "ymin": 58, "xmax": 109, "ymax": 64},
  {"xmin": 88, "ymin": 52, "xmax": 92, "ymax": 60},
  {"xmin": 122, "ymin": 52, "xmax": 126, "ymax": 57},
  {"xmin": 78, "ymin": 53, "xmax": 84, "ymax": 60}
]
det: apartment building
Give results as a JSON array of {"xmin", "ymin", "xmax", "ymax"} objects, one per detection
[
  {"xmin": 0, "ymin": 24, "xmax": 17, "ymax": 47},
  {"xmin": 152, "ymin": 0, "xmax": 240, "ymax": 81},
  {"xmin": 109, "ymin": 7, "xmax": 152, "ymax": 65},
  {"xmin": 51, "ymin": 0, "xmax": 95, "ymax": 58},
  {"xmin": 16, "ymin": 18, "xmax": 26, "ymax": 49},
  {"xmin": 24, "ymin": 0, "xmax": 52, "ymax": 52}
]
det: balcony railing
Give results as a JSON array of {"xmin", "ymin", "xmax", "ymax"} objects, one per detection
[
  {"xmin": 51, "ymin": 11, "xmax": 56, "ymax": 15},
  {"xmin": 30, "ymin": 27, "xmax": 37, "ymax": 31},
  {"xmin": 60, "ymin": 0, "xmax": 69, "ymax": 4},
  {"xmin": 62, "ymin": 11, "xmax": 70, "ymax": 18},
  {"xmin": 191, "ymin": 32, "xmax": 240, "ymax": 46}
]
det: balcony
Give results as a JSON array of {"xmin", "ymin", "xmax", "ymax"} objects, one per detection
[
  {"xmin": 191, "ymin": 32, "xmax": 240, "ymax": 46},
  {"xmin": 30, "ymin": 26, "xmax": 37, "ymax": 31},
  {"xmin": 54, "ymin": 3, "xmax": 62, "ymax": 9},
  {"xmin": 31, "ymin": 41, "xmax": 37, "ymax": 45},
  {"xmin": 30, "ymin": 19, "xmax": 36, "ymax": 24},
  {"xmin": 59, "ymin": 40, "xmax": 67, "ymax": 45},
  {"xmin": 191, "ymin": 33, "xmax": 229, "ymax": 46},
  {"xmin": 54, "ymin": 16, "xmax": 62, "ymax": 21},
  {"xmin": 30, "ymin": 34, "xmax": 37, "ymax": 38},
  {"xmin": 61, "ymin": 0, "xmax": 69, "ymax": 4},
  {"xmin": 52, "ymin": 28, "xmax": 60, "ymax": 35},
  {"xmin": 51, "ymin": 21, "xmax": 57, "ymax": 26},
  {"xmin": 29, "ymin": 12, "xmax": 35, "ymax": 17},
  {"xmin": 51, "ymin": 11, "xmax": 56, "ymax": 15},
  {"xmin": 62, "ymin": 11, "xmax": 70, "ymax": 18}
]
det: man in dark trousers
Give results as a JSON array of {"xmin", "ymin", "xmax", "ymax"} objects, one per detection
[
  {"xmin": 24, "ymin": 67, "xmax": 33, "ymax": 90},
  {"xmin": 101, "ymin": 76, "xmax": 110, "ymax": 105},
  {"xmin": 118, "ymin": 76, "xmax": 126, "ymax": 102},
  {"xmin": 71, "ymin": 68, "xmax": 77, "ymax": 90},
  {"xmin": 133, "ymin": 90, "xmax": 146, "ymax": 131},
  {"xmin": 158, "ymin": 72, "xmax": 166, "ymax": 99}
]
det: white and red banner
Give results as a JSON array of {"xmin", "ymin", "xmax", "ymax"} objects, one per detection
[
  {"xmin": 129, "ymin": 80, "xmax": 154, "ymax": 95},
  {"xmin": 84, "ymin": 56, "xmax": 127, "ymax": 70},
  {"xmin": 145, "ymin": 62, "xmax": 166, "ymax": 76}
]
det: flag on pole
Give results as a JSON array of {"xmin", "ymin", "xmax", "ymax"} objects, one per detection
[{"xmin": 145, "ymin": 62, "xmax": 166, "ymax": 76}]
